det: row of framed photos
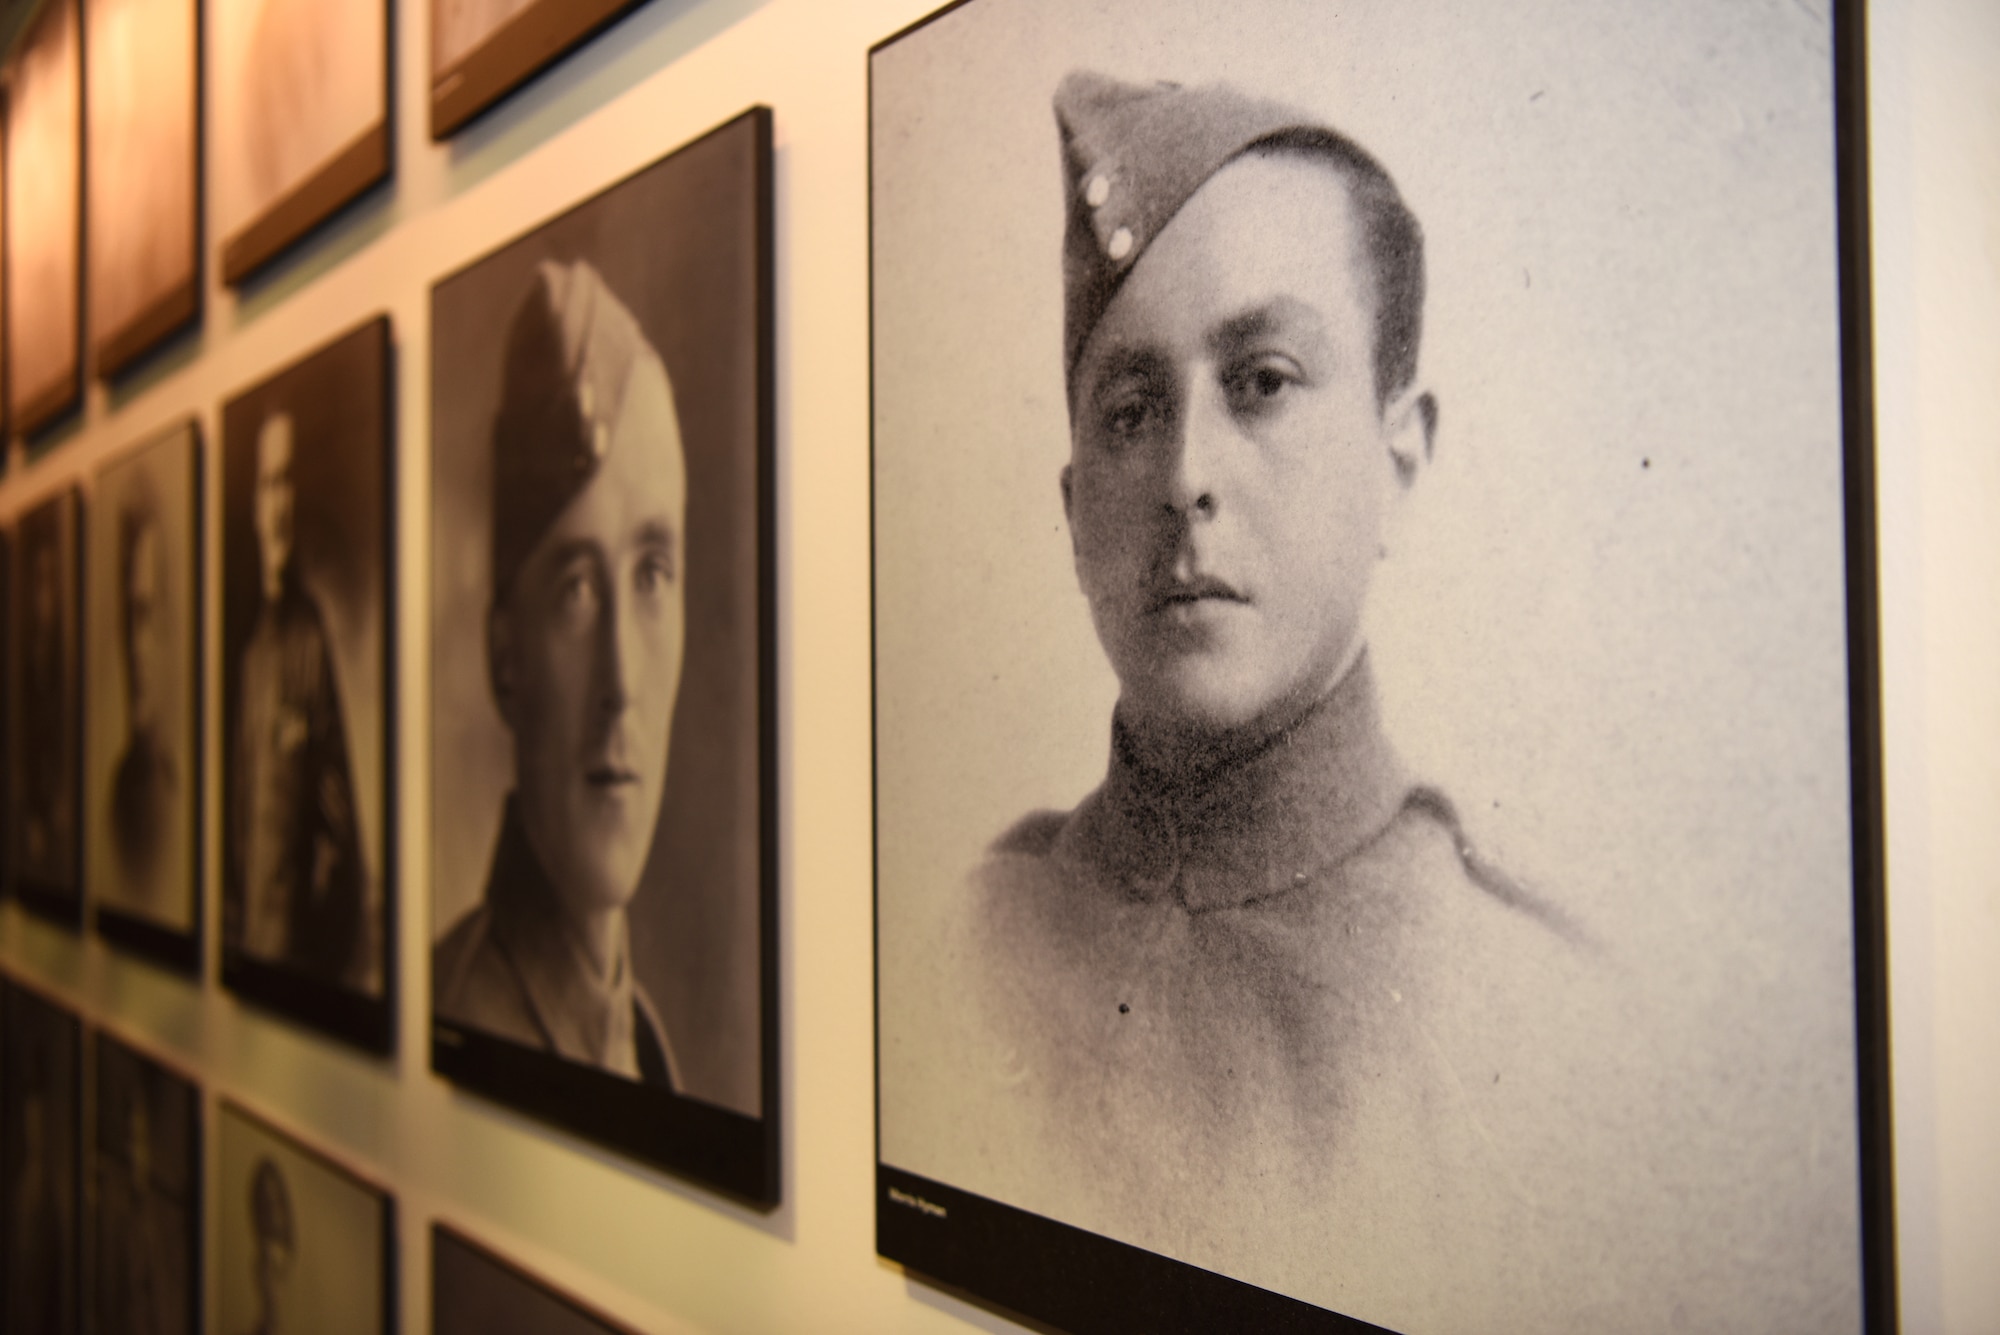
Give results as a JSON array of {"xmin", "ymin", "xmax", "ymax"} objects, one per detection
[
  {"xmin": 1, "ymin": 0, "xmax": 649, "ymax": 437},
  {"xmin": 6, "ymin": 106, "xmax": 777, "ymax": 1205},
  {"xmin": 0, "ymin": 973, "xmax": 643, "ymax": 1335}
]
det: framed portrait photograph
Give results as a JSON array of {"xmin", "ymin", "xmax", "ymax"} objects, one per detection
[
  {"xmin": 429, "ymin": 107, "xmax": 777, "ymax": 1203},
  {"xmin": 870, "ymin": 2, "xmax": 1890, "ymax": 1333},
  {"xmin": 87, "ymin": 421, "xmax": 202, "ymax": 972},
  {"xmin": 220, "ymin": 318, "xmax": 393, "ymax": 1053},
  {"xmin": 211, "ymin": 0, "xmax": 389, "ymax": 285},
  {"xmin": 433, "ymin": 1223, "xmax": 639, "ymax": 1335},
  {"xmin": 91, "ymin": 1030, "xmax": 200, "ymax": 1335},
  {"xmin": 429, "ymin": 0, "xmax": 645, "ymax": 139},
  {"xmin": 4, "ymin": 0, "xmax": 83, "ymax": 434},
  {"xmin": 216, "ymin": 1099, "xmax": 395, "ymax": 1335},
  {"xmin": 2, "ymin": 979, "xmax": 82, "ymax": 1335},
  {"xmin": 10, "ymin": 487, "xmax": 83, "ymax": 924},
  {"xmin": 85, "ymin": 0, "xmax": 201, "ymax": 378}
]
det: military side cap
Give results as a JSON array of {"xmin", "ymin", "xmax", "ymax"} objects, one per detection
[
  {"xmin": 1056, "ymin": 70, "xmax": 1333, "ymax": 392},
  {"xmin": 490, "ymin": 258, "xmax": 656, "ymax": 600}
]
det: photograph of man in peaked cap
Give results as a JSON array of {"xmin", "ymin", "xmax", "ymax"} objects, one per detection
[
  {"xmin": 220, "ymin": 318, "xmax": 391, "ymax": 1046},
  {"xmin": 433, "ymin": 257, "xmax": 687, "ymax": 1085},
  {"xmin": 430, "ymin": 109, "xmax": 774, "ymax": 1190},
  {"xmin": 874, "ymin": 2, "xmax": 1871, "ymax": 1332}
]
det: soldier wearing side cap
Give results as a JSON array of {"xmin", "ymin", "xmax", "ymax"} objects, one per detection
[
  {"xmin": 926, "ymin": 72, "xmax": 1624, "ymax": 1326},
  {"xmin": 228, "ymin": 411, "xmax": 366, "ymax": 985},
  {"xmin": 433, "ymin": 259, "xmax": 685, "ymax": 1087}
]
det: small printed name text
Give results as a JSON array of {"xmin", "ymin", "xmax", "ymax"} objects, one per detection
[{"xmin": 887, "ymin": 1186, "xmax": 947, "ymax": 1219}]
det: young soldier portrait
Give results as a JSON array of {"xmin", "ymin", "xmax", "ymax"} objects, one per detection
[{"xmin": 874, "ymin": 3, "xmax": 1865, "ymax": 1332}]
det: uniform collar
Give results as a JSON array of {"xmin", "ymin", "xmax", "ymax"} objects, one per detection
[
  {"xmin": 1060, "ymin": 653, "xmax": 1412, "ymax": 912},
  {"xmin": 486, "ymin": 799, "xmax": 645, "ymax": 1077}
]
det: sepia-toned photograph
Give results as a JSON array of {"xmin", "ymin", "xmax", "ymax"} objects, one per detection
[
  {"xmin": 10, "ymin": 488, "xmax": 82, "ymax": 920},
  {"xmin": 91, "ymin": 1031, "xmax": 199, "ymax": 1335},
  {"xmin": 433, "ymin": 1224, "xmax": 638, "ymax": 1335},
  {"xmin": 429, "ymin": 0, "xmax": 643, "ymax": 138},
  {"xmin": 4, "ymin": 0, "xmax": 82, "ymax": 433},
  {"xmin": 221, "ymin": 318, "xmax": 392, "ymax": 1052},
  {"xmin": 2, "ymin": 980, "xmax": 82, "ymax": 1335},
  {"xmin": 85, "ymin": 0, "xmax": 201, "ymax": 377},
  {"xmin": 211, "ymin": 0, "xmax": 388, "ymax": 283},
  {"xmin": 216, "ymin": 1101, "xmax": 393, "ymax": 1335},
  {"xmin": 87, "ymin": 422, "xmax": 201, "ymax": 969},
  {"xmin": 430, "ymin": 107, "xmax": 776, "ymax": 1200},
  {"xmin": 872, "ymin": 2, "xmax": 1885, "ymax": 1333}
]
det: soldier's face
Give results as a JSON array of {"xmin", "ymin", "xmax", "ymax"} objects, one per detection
[
  {"xmin": 1065, "ymin": 154, "xmax": 1427, "ymax": 744},
  {"xmin": 124, "ymin": 521, "xmax": 164, "ymax": 732},
  {"xmin": 254, "ymin": 416, "xmax": 295, "ymax": 600},
  {"xmin": 494, "ymin": 356, "xmax": 687, "ymax": 922}
]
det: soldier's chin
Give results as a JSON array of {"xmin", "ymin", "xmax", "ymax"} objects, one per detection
[{"xmin": 1120, "ymin": 656, "xmax": 1280, "ymax": 743}]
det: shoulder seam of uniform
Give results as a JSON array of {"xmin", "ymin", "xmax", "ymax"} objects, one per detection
[{"xmin": 1403, "ymin": 785, "xmax": 1595, "ymax": 948}]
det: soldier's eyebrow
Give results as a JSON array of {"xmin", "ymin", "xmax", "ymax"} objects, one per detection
[
  {"xmin": 1085, "ymin": 346, "xmax": 1170, "ymax": 401},
  {"xmin": 634, "ymin": 518, "xmax": 678, "ymax": 557},
  {"xmin": 1207, "ymin": 298, "xmax": 1327, "ymax": 360}
]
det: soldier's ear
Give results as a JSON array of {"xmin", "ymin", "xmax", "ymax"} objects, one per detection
[
  {"xmin": 1383, "ymin": 386, "xmax": 1437, "ymax": 491},
  {"xmin": 487, "ymin": 602, "xmax": 517, "ymax": 724}
]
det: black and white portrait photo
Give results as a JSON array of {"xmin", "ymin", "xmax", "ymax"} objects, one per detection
[
  {"xmin": 84, "ymin": 0, "xmax": 201, "ymax": 376},
  {"xmin": 10, "ymin": 488, "xmax": 82, "ymax": 919},
  {"xmin": 433, "ymin": 1224, "xmax": 638, "ymax": 1335},
  {"xmin": 872, "ymin": 2, "xmax": 1881, "ymax": 1332},
  {"xmin": 4, "ymin": 0, "xmax": 82, "ymax": 432},
  {"xmin": 211, "ymin": 0, "xmax": 388, "ymax": 281},
  {"xmin": 87, "ymin": 422, "xmax": 200, "ymax": 967},
  {"xmin": 430, "ymin": 108, "xmax": 775, "ymax": 1197},
  {"xmin": 2, "ymin": 981, "xmax": 81, "ymax": 1335},
  {"xmin": 91, "ymin": 1032, "xmax": 199, "ymax": 1335},
  {"xmin": 216, "ymin": 1101, "xmax": 392, "ymax": 1335},
  {"xmin": 221, "ymin": 319, "xmax": 392, "ymax": 1050}
]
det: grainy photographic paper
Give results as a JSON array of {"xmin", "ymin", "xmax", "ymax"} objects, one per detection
[
  {"xmin": 91, "ymin": 1032, "xmax": 199, "ymax": 1335},
  {"xmin": 87, "ymin": 422, "xmax": 201, "ymax": 966},
  {"xmin": 10, "ymin": 488, "xmax": 82, "ymax": 918},
  {"xmin": 433, "ymin": 1224, "xmax": 637, "ymax": 1335},
  {"xmin": 4, "ymin": 0, "xmax": 82, "ymax": 432},
  {"xmin": 2, "ymin": 981, "xmax": 81, "ymax": 1335},
  {"xmin": 430, "ymin": 108, "xmax": 775, "ymax": 1199},
  {"xmin": 216, "ymin": 1101, "xmax": 392, "ymax": 1335},
  {"xmin": 871, "ymin": 2, "xmax": 1882, "ymax": 1332},
  {"xmin": 84, "ymin": 0, "xmax": 201, "ymax": 375},
  {"xmin": 220, "ymin": 319, "xmax": 392, "ymax": 1050},
  {"xmin": 211, "ymin": 0, "xmax": 388, "ymax": 281}
]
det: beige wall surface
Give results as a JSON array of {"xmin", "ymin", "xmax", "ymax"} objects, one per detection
[{"xmin": 0, "ymin": 0, "xmax": 1991, "ymax": 1332}]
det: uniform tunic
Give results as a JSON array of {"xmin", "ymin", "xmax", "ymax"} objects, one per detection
[
  {"xmin": 228, "ymin": 573, "xmax": 364, "ymax": 985},
  {"xmin": 434, "ymin": 800, "xmax": 679, "ymax": 1087},
  {"xmin": 914, "ymin": 658, "xmax": 1656, "ymax": 1331}
]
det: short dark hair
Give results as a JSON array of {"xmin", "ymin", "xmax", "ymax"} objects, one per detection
[{"xmin": 1242, "ymin": 129, "xmax": 1425, "ymax": 407}]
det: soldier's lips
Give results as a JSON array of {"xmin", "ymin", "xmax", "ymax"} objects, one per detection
[
  {"xmin": 1147, "ymin": 576, "xmax": 1247, "ymax": 619},
  {"xmin": 584, "ymin": 764, "xmax": 640, "ymax": 788}
]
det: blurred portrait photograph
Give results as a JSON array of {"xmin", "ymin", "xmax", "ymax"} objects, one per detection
[
  {"xmin": 211, "ymin": 0, "xmax": 388, "ymax": 282},
  {"xmin": 430, "ymin": 108, "xmax": 775, "ymax": 1197},
  {"xmin": 84, "ymin": 0, "xmax": 201, "ymax": 376},
  {"xmin": 872, "ymin": 2, "xmax": 1875, "ymax": 1332},
  {"xmin": 433, "ymin": 1224, "xmax": 638, "ymax": 1335},
  {"xmin": 4, "ymin": 0, "xmax": 82, "ymax": 433},
  {"xmin": 220, "ymin": 318, "xmax": 392, "ymax": 1051},
  {"xmin": 2, "ymin": 980, "xmax": 81, "ymax": 1335},
  {"xmin": 216, "ymin": 1100, "xmax": 392, "ymax": 1335},
  {"xmin": 91, "ymin": 1031, "xmax": 199, "ymax": 1335},
  {"xmin": 87, "ymin": 421, "xmax": 201, "ymax": 968},
  {"xmin": 429, "ymin": 0, "xmax": 640, "ymax": 138},
  {"xmin": 10, "ymin": 487, "xmax": 82, "ymax": 919}
]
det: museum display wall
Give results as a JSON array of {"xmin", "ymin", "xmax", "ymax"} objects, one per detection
[{"xmin": 0, "ymin": 0, "xmax": 1993, "ymax": 1332}]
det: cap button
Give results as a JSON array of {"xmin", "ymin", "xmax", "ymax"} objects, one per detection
[
  {"xmin": 1085, "ymin": 174, "xmax": 1110, "ymax": 208},
  {"xmin": 1107, "ymin": 227, "xmax": 1133, "ymax": 261}
]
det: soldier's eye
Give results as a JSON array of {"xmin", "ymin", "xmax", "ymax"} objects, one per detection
[
  {"xmin": 634, "ymin": 549, "xmax": 675, "ymax": 594},
  {"xmin": 1223, "ymin": 355, "xmax": 1302, "ymax": 415},
  {"xmin": 555, "ymin": 565, "xmax": 600, "ymax": 621}
]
